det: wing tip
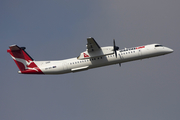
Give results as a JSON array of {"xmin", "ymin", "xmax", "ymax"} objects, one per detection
[{"xmin": 87, "ymin": 37, "xmax": 94, "ymax": 40}]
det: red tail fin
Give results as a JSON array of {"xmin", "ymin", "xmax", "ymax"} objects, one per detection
[{"xmin": 7, "ymin": 45, "xmax": 43, "ymax": 74}]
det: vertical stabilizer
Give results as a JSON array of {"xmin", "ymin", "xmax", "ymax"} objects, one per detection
[{"xmin": 7, "ymin": 45, "xmax": 43, "ymax": 74}]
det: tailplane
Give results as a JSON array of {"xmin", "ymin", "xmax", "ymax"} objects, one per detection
[{"xmin": 7, "ymin": 45, "xmax": 43, "ymax": 74}]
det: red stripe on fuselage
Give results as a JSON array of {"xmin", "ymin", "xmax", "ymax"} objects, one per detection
[{"xmin": 136, "ymin": 46, "xmax": 145, "ymax": 49}]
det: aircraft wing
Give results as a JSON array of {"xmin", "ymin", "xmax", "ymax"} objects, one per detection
[
  {"xmin": 86, "ymin": 37, "xmax": 101, "ymax": 52},
  {"xmin": 77, "ymin": 37, "xmax": 113, "ymax": 59}
]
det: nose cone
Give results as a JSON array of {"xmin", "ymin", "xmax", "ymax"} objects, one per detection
[{"xmin": 166, "ymin": 47, "xmax": 174, "ymax": 53}]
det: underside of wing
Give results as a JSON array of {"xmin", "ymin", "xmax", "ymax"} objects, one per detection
[{"xmin": 86, "ymin": 37, "xmax": 100, "ymax": 52}]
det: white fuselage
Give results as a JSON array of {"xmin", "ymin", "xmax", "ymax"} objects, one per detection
[{"xmin": 35, "ymin": 44, "xmax": 173, "ymax": 74}]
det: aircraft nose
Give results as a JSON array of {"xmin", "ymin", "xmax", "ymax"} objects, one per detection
[{"xmin": 166, "ymin": 47, "xmax": 174, "ymax": 53}]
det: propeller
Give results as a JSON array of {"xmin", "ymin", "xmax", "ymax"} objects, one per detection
[{"xmin": 113, "ymin": 39, "xmax": 119, "ymax": 58}]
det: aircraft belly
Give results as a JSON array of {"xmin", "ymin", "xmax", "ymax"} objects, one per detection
[{"xmin": 71, "ymin": 66, "xmax": 89, "ymax": 72}]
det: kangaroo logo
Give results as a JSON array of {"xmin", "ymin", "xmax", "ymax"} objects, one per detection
[
  {"xmin": 11, "ymin": 56, "xmax": 38, "ymax": 71},
  {"xmin": 83, "ymin": 53, "xmax": 89, "ymax": 58}
]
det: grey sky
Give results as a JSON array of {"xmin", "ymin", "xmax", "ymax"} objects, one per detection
[{"xmin": 1, "ymin": 0, "xmax": 180, "ymax": 120}]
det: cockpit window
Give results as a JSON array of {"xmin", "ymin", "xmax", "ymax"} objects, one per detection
[{"xmin": 155, "ymin": 45, "xmax": 163, "ymax": 47}]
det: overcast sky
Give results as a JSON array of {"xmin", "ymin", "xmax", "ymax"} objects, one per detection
[{"xmin": 1, "ymin": 0, "xmax": 180, "ymax": 120}]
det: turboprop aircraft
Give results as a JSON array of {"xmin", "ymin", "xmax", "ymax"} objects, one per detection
[{"xmin": 7, "ymin": 37, "xmax": 173, "ymax": 74}]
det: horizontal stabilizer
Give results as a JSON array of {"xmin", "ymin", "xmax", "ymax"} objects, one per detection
[{"xmin": 9, "ymin": 45, "xmax": 22, "ymax": 51}]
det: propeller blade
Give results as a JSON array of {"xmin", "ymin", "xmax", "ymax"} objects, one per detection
[
  {"xmin": 113, "ymin": 39, "xmax": 118, "ymax": 58},
  {"xmin": 115, "ymin": 50, "xmax": 117, "ymax": 58},
  {"xmin": 113, "ymin": 39, "xmax": 116, "ymax": 49}
]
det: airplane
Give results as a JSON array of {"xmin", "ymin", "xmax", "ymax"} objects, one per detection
[{"xmin": 7, "ymin": 37, "xmax": 173, "ymax": 75}]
